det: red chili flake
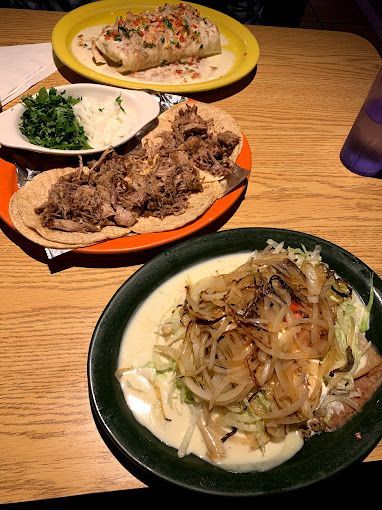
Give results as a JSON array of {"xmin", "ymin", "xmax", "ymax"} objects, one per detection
[
  {"xmin": 176, "ymin": 69, "xmax": 183, "ymax": 75},
  {"xmin": 191, "ymin": 72, "xmax": 201, "ymax": 80},
  {"xmin": 179, "ymin": 35, "xmax": 186, "ymax": 43}
]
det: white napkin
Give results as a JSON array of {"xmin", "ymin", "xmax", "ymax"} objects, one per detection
[{"xmin": 0, "ymin": 43, "xmax": 58, "ymax": 107}]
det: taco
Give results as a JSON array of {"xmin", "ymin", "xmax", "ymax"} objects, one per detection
[
  {"xmin": 12, "ymin": 167, "xmax": 133, "ymax": 248},
  {"xmin": 92, "ymin": 3, "xmax": 222, "ymax": 74},
  {"xmin": 143, "ymin": 101, "xmax": 243, "ymax": 183},
  {"xmin": 9, "ymin": 101, "xmax": 246, "ymax": 249}
]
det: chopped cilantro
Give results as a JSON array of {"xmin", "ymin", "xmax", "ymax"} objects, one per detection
[
  {"xmin": 143, "ymin": 41, "xmax": 156, "ymax": 48},
  {"xmin": 115, "ymin": 94, "xmax": 125, "ymax": 113},
  {"xmin": 163, "ymin": 18, "xmax": 173, "ymax": 30},
  {"xmin": 19, "ymin": 87, "xmax": 90, "ymax": 150},
  {"xmin": 119, "ymin": 26, "xmax": 131, "ymax": 38}
]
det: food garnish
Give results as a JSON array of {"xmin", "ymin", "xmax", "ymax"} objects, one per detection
[{"xmin": 20, "ymin": 87, "xmax": 90, "ymax": 150}]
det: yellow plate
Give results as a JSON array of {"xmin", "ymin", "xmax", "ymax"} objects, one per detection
[{"xmin": 52, "ymin": 0, "xmax": 260, "ymax": 93}]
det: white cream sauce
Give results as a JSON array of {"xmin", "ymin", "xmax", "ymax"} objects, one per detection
[
  {"xmin": 72, "ymin": 26, "xmax": 235, "ymax": 85},
  {"xmin": 117, "ymin": 253, "xmax": 304, "ymax": 473}
]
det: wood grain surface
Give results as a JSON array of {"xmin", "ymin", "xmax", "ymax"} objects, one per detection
[{"xmin": 0, "ymin": 8, "xmax": 381, "ymax": 504}]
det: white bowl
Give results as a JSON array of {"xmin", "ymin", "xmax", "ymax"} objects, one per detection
[{"xmin": 0, "ymin": 83, "xmax": 160, "ymax": 156}]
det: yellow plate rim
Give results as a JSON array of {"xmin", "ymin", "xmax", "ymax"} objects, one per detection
[{"xmin": 52, "ymin": 0, "xmax": 260, "ymax": 93}]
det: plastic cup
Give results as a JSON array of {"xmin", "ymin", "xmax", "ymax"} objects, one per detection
[{"xmin": 340, "ymin": 67, "xmax": 382, "ymax": 177}]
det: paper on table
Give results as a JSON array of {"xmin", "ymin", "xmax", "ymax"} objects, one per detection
[{"xmin": 0, "ymin": 43, "xmax": 58, "ymax": 107}]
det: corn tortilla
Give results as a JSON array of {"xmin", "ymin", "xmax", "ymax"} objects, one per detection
[
  {"xmin": 9, "ymin": 192, "xmax": 82, "ymax": 249},
  {"xmin": 133, "ymin": 181, "xmax": 221, "ymax": 234}
]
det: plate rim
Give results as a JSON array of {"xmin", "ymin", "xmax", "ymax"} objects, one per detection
[
  {"xmin": 88, "ymin": 227, "xmax": 382, "ymax": 496},
  {"xmin": 51, "ymin": 0, "xmax": 260, "ymax": 93}
]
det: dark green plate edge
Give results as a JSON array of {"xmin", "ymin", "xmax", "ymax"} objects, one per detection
[{"xmin": 88, "ymin": 227, "xmax": 382, "ymax": 496}]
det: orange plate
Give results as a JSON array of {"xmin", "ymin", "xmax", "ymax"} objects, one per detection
[{"xmin": 0, "ymin": 136, "xmax": 251, "ymax": 254}]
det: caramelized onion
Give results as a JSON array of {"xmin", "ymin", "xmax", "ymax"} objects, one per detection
[{"xmin": 153, "ymin": 241, "xmax": 372, "ymax": 457}]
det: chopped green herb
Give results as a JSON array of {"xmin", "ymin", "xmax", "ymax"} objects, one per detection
[
  {"xmin": 119, "ymin": 26, "xmax": 131, "ymax": 38},
  {"xmin": 163, "ymin": 18, "xmax": 173, "ymax": 30},
  {"xmin": 115, "ymin": 94, "xmax": 125, "ymax": 113},
  {"xmin": 19, "ymin": 87, "xmax": 90, "ymax": 150},
  {"xmin": 143, "ymin": 41, "xmax": 156, "ymax": 48}
]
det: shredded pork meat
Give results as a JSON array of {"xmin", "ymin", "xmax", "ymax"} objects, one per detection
[{"xmin": 36, "ymin": 105, "xmax": 240, "ymax": 232}]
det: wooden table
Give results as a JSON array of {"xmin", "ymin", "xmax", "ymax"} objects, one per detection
[{"xmin": 0, "ymin": 8, "xmax": 381, "ymax": 504}]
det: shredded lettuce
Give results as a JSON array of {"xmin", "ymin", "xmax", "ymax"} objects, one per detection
[
  {"xmin": 287, "ymin": 243, "xmax": 322, "ymax": 267},
  {"xmin": 250, "ymin": 392, "xmax": 271, "ymax": 414},
  {"xmin": 176, "ymin": 379, "xmax": 195, "ymax": 404},
  {"xmin": 333, "ymin": 281, "xmax": 374, "ymax": 375},
  {"xmin": 359, "ymin": 279, "xmax": 374, "ymax": 333}
]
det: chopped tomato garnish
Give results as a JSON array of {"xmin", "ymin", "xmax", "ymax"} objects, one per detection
[
  {"xmin": 290, "ymin": 301, "xmax": 304, "ymax": 318},
  {"xmin": 289, "ymin": 301, "xmax": 300, "ymax": 313}
]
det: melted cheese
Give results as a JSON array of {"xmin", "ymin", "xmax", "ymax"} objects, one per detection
[{"xmin": 118, "ymin": 254, "xmax": 304, "ymax": 472}]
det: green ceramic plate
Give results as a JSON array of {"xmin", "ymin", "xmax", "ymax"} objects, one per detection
[{"xmin": 88, "ymin": 228, "xmax": 382, "ymax": 496}]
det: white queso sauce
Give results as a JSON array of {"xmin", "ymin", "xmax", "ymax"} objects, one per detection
[
  {"xmin": 72, "ymin": 26, "xmax": 236, "ymax": 85},
  {"xmin": 117, "ymin": 254, "xmax": 304, "ymax": 473}
]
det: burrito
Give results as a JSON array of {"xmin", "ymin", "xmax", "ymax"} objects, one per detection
[{"xmin": 92, "ymin": 2, "xmax": 222, "ymax": 74}]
